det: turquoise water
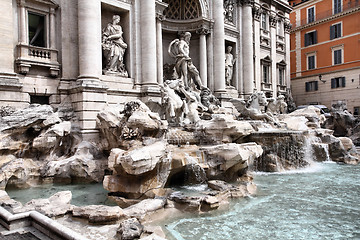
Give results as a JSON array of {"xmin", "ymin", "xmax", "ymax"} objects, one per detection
[
  {"xmin": 165, "ymin": 162, "xmax": 360, "ymax": 240},
  {"xmin": 6, "ymin": 183, "xmax": 113, "ymax": 206}
]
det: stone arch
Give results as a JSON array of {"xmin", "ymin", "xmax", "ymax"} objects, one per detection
[{"xmin": 163, "ymin": 0, "xmax": 209, "ymax": 20}]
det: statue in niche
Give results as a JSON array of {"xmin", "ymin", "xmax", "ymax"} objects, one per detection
[
  {"xmin": 102, "ymin": 15, "xmax": 128, "ymax": 77},
  {"xmin": 224, "ymin": 0, "xmax": 235, "ymax": 23},
  {"xmin": 225, "ymin": 46, "xmax": 236, "ymax": 87},
  {"xmin": 168, "ymin": 32, "xmax": 203, "ymax": 91}
]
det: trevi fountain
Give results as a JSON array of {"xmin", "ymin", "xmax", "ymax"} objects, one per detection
[{"xmin": 0, "ymin": 25, "xmax": 359, "ymax": 240}]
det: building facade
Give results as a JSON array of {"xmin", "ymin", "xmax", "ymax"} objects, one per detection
[
  {"xmin": 289, "ymin": 0, "xmax": 360, "ymax": 114},
  {"xmin": 0, "ymin": 0, "xmax": 292, "ymax": 139}
]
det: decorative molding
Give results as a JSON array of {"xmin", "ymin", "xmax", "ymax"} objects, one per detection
[
  {"xmin": 196, "ymin": 26, "xmax": 210, "ymax": 35},
  {"xmin": 269, "ymin": 14, "xmax": 277, "ymax": 28},
  {"xmin": 284, "ymin": 21, "xmax": 292, "ymax": 33},
  {"xmin": 253, "ymin": 6, "xmax": 261, "ymax": 21},
  {"xmin": 291, "ymin": 6, "xmax": 360, "ymax": 32}
]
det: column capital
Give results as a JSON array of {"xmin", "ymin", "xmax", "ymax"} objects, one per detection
[
  {"xmin": 253, "ymin": 6, "xmax": 261, "ymax": 21},
  {"xmin": 269, "ymin": 14, "xmax": 278, "ymax": 28},
  {"xmin": 284, "ymin": 21, "xmax": 292, "ymax": 33},
  {"xmin": 196, "ymin": 26, "xmax": 210, "ymax": 35},
  {"xmin": 156, "ymin": 13, "xmax": 165, "ymax": 21},
  {"xmin": 17, "ymin": 0, "xmax": 26, "ymax": 7},
  {"xmin": 241, "ymin": 0, "xmax": 254, "ymax": 7}
]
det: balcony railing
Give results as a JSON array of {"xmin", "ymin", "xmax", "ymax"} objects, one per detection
[
  {"xmin": 293, "ymin": 1, "xmax": 359, "ymax": 28},
  {"xmin": 16, "ymin": 44, "xmax": 60, "ymax": 77}
]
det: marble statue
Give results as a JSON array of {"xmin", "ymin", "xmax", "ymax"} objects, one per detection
[
  {"xmin": 102, "ymin": 15, "xmax": 128, "ymax": 77},
  {"xmin": 201, "ymin": 87, "xmax": 220, "ymax": 113},
  {"xmin": 224, "ymin": 0, "xmax": 235, "ymax": 23},
  {"xmin": 160, "ymin": 79, "xmax": 203, "ymax": 125},
  {"xmin": 266, "ymin": 95, "xmax": 288, "ymax": 115},
  {"xmin": 225, "ymin": 46, "xmax": 235, "ymax": 87},
  {"xmin": 168, "ymin": 32, "xmax": 203, "ymax": 90},
  {"xmin": 231, "ymin": 91, "xmax": 280, "ymax": 126}
]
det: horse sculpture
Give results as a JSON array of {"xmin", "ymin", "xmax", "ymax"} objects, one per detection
[{"xmin": 231, "ymin": 91, "xmax": 280, "ymax": 126}]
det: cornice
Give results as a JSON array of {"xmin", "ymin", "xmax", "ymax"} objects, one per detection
[{"xmin": 291, "ymin": 6, "xmax": 360, "ymax": 32}]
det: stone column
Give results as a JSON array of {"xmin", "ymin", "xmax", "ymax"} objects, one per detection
[
  {"xmin": 140, "ymin": 0, "xmax": 158, "ymax": 88},
  {"xmin": 156, "ymin": 14, "xmax": 164, "ymax": 85},
  {"xmin": 213, "ymin": 0, "xmax": 226, "ymax": 93},
  {"xmin": 75, "ymin": 0, "xmax": 107, "ymax": 141},
  {"xmin": 242, "ymin": 0, "xmax": 254, "ymax": 96},
  {"xmin": 236, "ymin": 3, "xmax": 243, "ymax": 94},
  {"xmin": 49, "ymin": 8, "xmax": 56, "ymax": 49},
  {"xmin": 77, "ymin": 0, "xmax": 102, "ymax": 81},
  {"xmin": 197, "ymin": 28, "xmax": 208, "ymax": 87}
]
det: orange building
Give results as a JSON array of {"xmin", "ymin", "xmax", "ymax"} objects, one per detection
[{"xmin": 289, "ymin": 0, "xmax": 360, "ymax": 115}]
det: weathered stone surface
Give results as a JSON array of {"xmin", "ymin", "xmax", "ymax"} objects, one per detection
[
  {"xmin": 288, "ymin": 106, "xmax": 325, "ymax": 128},
  {"xmin": 97, "ymin": 101, "xmax": 168, "ymax": 150},
  {"xmin": 117, "ymin": 218, "xmax": 144, "ymax": 240},
  {"xmin": 141, "ymin": 226, "xmax": 167, "ymax": 239},
  {"xmin": 123, "ymin": 198, "xmax": 167, "ymax": 218},
  {"xmin": 200, "ymin": 142, "xmax": 263, "ymax": 180},
  {"xmin": 279, "ymin": 115, "xmax": 309, "ymax": 131},
  {"xmin": 22, "ymin": 191, "xmax": 73, "ymax": 217},
  {"xmin": 104, "ymin": 141, "xmax": 171, "ymax": 196},
  {"xmin": 0, "ymin": 104, "xmax": 53, "ymax": 132},
  {"xmin": 42, "ymin": 141, "xmax": 107, "ymax": 183},
  {"xmin": 0, "ymin": 157, "xmax": 41, "ymax": 189},
  {"xmin": 208, "ymin": 180, "xmax": 236, "ymax": 191},
  {"xmin": 196, "ymin": 114, "xmax": 255, "ymax": 144},
  {"xmin": 72, "ymin": 205, "xmax": 126, "ymax": 223},
  {"xmin": 113, "ymin": 141, "xmax": 167, "ymax": 175}
]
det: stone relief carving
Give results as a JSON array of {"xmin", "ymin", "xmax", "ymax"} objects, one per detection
[
  {"xmin": 102, "ymin": 15, "xmax": 128, "ymax": 77},
  {"xmin": 224, "ymin": 0, "xmax": 235, "ymax": 23},
  {"xmin": 225, "ymin": 45, "xmax": 236, "ymax": 87}
]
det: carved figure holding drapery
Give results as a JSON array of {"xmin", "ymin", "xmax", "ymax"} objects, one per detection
[
  {"xmin": 225, "ymin": 46, "xmax": 236, "ymax": 86},
  {"xmin": 168, "ymin": 32, "xmax": 203, "ymax": 91},
  {"xmin": 102, "ymin": 15, "xmax": 128, "ymax": 77}
]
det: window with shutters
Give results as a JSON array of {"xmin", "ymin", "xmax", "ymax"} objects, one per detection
[
  {"xmin": 330, "ymin": 22, "xmax": 342, "ymax": 40},
  {"xmin": 307, "ymin": 7, "xmax": 315, "ymax": 23},
  {"xmin": 331, "ymin": 77, "xmax": 346, "ymax": 88},
  {"xmin": 305, "ymin": 81, "xmax": 318, "ymax": 92},
  {"xmin": 304, "ymin": 31, "xmax": 317, "ymax": 47},
  {"xmin": 307, "ymin": 55, "xmax": 316, "ymax": 70},
  {"xmin": 333, "ymin": 0, "xmax": 342, "ymax": 14},
  {"xmin": 332, "ymin": 46, "xmax": 343, "ymax": 65},
  {"xmin": 306, "ymin": 52, "xmax": 316, "ymax": 70}
]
